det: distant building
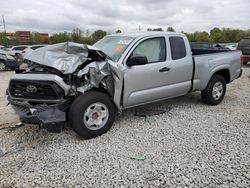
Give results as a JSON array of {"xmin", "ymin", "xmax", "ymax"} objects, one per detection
[
  {"xmin": 15, "ymin": 31, "xmax": 31, "ymax": 43},
  {"xmin": 1, "ymin": 31, "xmax": 49, "ymax": 44},
  {"xmin": 36, "ymin": 33, "xmax": 49, "ymax": 43}
]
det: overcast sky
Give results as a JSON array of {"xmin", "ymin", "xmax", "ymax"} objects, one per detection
[{"xmin": 0, "ymin": 0, "xmax": 250, "ymax": 34}]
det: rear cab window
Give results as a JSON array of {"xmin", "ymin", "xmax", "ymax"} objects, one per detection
[
  {"xmin": 169, "ymin": 37, "xmax": 187, "ymax": 60},
  {"xmin": 13, "ymin": 46, "xmax": 27, "ymax": 51},
  {"xmin": 31, "ymin": 46, "xmax": 44, "ymax": 50}
]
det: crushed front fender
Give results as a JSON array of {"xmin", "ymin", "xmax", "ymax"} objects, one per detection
[{"xmin": 77, "ymin": 60, "xmax": 124, "ymax": 110}]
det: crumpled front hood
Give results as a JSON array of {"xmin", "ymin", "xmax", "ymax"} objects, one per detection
[
  {"xmin": 25, "ymin": 42, "xmax": 125, "ymax": 110},
  {"xmin": 25, "ymin": 42, "xmax": 100, "ymax": 74}
]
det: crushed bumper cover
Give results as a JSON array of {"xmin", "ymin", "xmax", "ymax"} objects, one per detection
[{"xmin": 8, "ymin": 97, "xmax": 69, "ymax": 128}]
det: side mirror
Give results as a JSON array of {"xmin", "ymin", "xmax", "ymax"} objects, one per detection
[{"xmin": 126, "ymin": 56, "xmax": 148, "ymax": 66}]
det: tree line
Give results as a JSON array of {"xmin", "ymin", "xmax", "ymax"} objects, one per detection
[
  {"xmin": 147, "ymin": 27, "xmax": 250, "ymax": 43},
  {"xmin": 0, "ymin": 27, "xmax": 250, "ymax": 46},
  {"xmin": 184, "ymin": 28, "xmax": 250, "ymax": 43}
]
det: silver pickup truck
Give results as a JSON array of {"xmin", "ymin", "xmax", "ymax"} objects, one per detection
[{"xmin": 7, "ymin": 32, "xmax": 243, "ymax": 139}]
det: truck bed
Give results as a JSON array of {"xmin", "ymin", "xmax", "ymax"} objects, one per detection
[
  {"xmin": 192, "ymin": 50, "xmax": 242, "ymax": 91},
  {"xmin": 191, "ymin": 48, "xmax": 231, "ymax": 56}
]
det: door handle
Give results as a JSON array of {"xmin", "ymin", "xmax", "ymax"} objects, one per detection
[{"xmin": 159, "ymin": 67, "xmax": 170, "ymax": 72}]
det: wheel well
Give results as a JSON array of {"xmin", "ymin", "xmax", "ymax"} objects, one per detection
[
  {"xmin": 0, "ymin": 59, "xmax": 6, "ymax": 64},
  {"xmin": 89, "ymin": 87, "xmax": 110, "ymax": 96},
  {"xmin": 214, "ymin": 69, "xmax": 230, "ymax": 84},
  {"xmin": 87, "ymin": 76, "xmax": 115, "ymax": 98},
  {"xmin": 86, "ymin": 86, "xmax": 118, "ymax": 111}
]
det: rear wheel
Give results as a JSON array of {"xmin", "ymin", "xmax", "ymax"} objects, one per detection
[
  {"xmin": 0, "ymin": 61, "xmax": 6, "ymax": 71},
  {"xmin": 69, "ymin": 91, "xmax": 116, "ymax": 139},
  {"xmin": 201, "ymin": 74, "xmax": 226, "ymax": 105}
]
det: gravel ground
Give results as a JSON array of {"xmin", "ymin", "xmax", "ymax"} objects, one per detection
[{"xmin": 0, "ymin": 67, "xmax": 250, "ymax": 188}]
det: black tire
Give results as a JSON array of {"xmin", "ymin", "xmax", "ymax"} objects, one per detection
[
  {"xmin": 201, "ymin": 74, "xmax": 226, "ymax": 105},
  {"xmin": 69, "ymin": 91, "xmax": 116, "ymax": 139},
  {"xmin": 0, "ymin": 61, "xmax": 6, "ymax": 71},
  {"xmin": 243, "ymin": 61, "xmax": 248, "ymax": 66}
]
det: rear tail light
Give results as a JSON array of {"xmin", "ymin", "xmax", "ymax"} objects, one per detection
[{"xmin": 240, "ymin": 55, "xmax": 245, "ymax": 67}]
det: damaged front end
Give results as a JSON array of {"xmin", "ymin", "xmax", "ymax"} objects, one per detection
[{"xmin": 7, "ymin": 42, "xmax": 124, "ymax": 130}]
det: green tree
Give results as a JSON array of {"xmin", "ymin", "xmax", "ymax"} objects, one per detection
[
  {"xmin": 48, "ymin": 32, "xmax": 72, "ymax": 44},
  {"xmin": 72, "ymin": 28, "xmax": 83, "ymax": 43},
  {"xmin": 81, "ymin": 36, "xmax": 93, "ymax": 45},
  {"xmin": 210, "ymin": 27, "xmax": 223, "ymax": 43},
  {"xmin": 91, "ymin": 30, "xmax": 107, "ymax": 43},
  {"xmin": 183, "ymin": 32, "xmax": 195, "ymax": 42},
  {"xmin": 167, "ymin": 27, "xmax": 175, "ymax": 32},
  {"xmin": 194, "ymin": 31, "xmax": 211, "ymax": 42},
  {"xmin": 235, "ymin": 30, "xmax": 249, "ymax": 42},
  {"xmin": 0, "ymin": 33, "xmax": 8, "ymax": 46},
  {"xmin": 85, "ymin": 29, "xmax": 90, "ymax": 37},
  {"xmin": 147, "ymin": 28, "xmax": 163, "ymax": 31},
  {"xmin": 153, "ymin": 28, "xmax": 163, "ymax": 31}
]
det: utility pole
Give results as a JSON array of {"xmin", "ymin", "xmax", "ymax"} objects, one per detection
[
  {"xmin": 2, "ymin": 15, "xmax": 7, "ymax": 46},
  {"xmin": 2, "ymin": 15, "xmax": 6, "ymax": 33},
  {"xmin": 138, "ymin": 25, "xmax": 142, "ymax": 32}
]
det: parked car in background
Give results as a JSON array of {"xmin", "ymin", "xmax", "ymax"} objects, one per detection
[
  {"xmin": 223, "ymin": 43, "xmax": 238, "ymax": 50},
  {"xmin": 190, "ymin": 42, "xmax": 231, "ymax": 55},
  {"xmin": 237, "ymin": 37, "xmax": 250, "ymax": 65},
  {"xmin": 7, "ymin": 32, "xmax": 242, "ymax": 139},
  {"xmin": 7, "ymin": 45, "xmax": 28, "ymax": 58},
  {"xmin": 22, "ymin": 45, "xmax": 47, "ymax": 58},
  {"xmin": 0, "ymin": 49, "xmax": 19, "ymax": 71}
]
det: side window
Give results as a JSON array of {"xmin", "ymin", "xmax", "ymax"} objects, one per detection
[
  {"xmin": 13, "ymin": 47, "xmax": 26, "ymax": 51},
  {"xmin": 169, "ymin": 37, "xmax": 187, "ymax": 60},
  {"xmin": 19, "ymin": 47, "xmax": 27, "ymax": 50},
  {"xmin": 131, "ymin": 37, "xmax": 166, "ymax": 63},
  {"xmin": 31, "ymin": 46, "xmax": 44, "ymax": 50}
]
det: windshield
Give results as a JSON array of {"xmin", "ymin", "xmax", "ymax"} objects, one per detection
[{"xmin": 94, "ymin": 36, "xmax": 135, "ymax": 62}]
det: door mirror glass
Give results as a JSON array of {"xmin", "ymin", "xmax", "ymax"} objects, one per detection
[{"xmin": 126, "ymin": 56, "xmax": 148, "ymax": 66}]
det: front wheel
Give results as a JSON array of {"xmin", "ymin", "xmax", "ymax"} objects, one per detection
[
  {"xmin": 69, "ymin": 91, "xmax": 116, "ymax": 139},
  {"xmin": 201, "ymin": 74, "xmax": 226, "ymax": 105}
]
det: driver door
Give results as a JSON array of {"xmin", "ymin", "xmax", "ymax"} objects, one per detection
[{"xmin": 123, "ymin": 36, "xmax": 170, "ymax": 107}]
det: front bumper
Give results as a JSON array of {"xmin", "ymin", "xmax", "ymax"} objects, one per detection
[{"xmin": 8, "ymin": 96, "xmax": 72, "ymax": 127}]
